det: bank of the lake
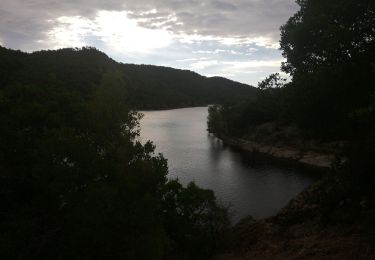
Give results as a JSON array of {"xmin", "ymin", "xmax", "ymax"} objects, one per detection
[
  {"xmin": 214, "ymin": 131, "xmax": 372, "ymax": 259},
  {"xmin": 140, "ymin": 107, "xmax": 320, "ymax": 223},
  {"xmin": 216, "ymin": 176, "xmax": 374, "ymax": 260},
  {"xmin": 210, "ymin": 125, "xmax": 373, "ymax": 259},
  {"xmin": 210, "ymin": 121, "xmax": 348, "ymax": 171},
  {"xmin": 218, "ymin": 135, "xmax": 336, "ymax": 170}
]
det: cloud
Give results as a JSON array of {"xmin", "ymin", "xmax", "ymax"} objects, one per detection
[
  {"xmin": 125, "ymin": 0, "xmax": 298, "ymax": 46},
  {"xmin": 0, "ymin": 0, "xmax": 298, "ymax": 51},
  {"xmin": 206, "ymin": 73, "xmax": 235, "ymax": 78},
  {"xmin": 176, "ymin": 58, "xmax": 200, "ymax": 62},
  {"xmin": 42, "ymin": 11, "xmax": 173, "ymax": 53},
  {"xmin": 190, "ymin": 60, "xmax": 219, "ymax": 70},
  {"xmin": 176, "ymin": 58, "xmax": 283, "ymax": 81},
  {"xmin": 193, "ymin": 49, "xmax": 243, "ymax": 55},
  {"xmin": 46, "ymin": 16, "xmax": 96, "ymax": 49},
  {"xmin": 96, "ymin": 11, "xmax": 173, "ymax": 53},
  {"xmin": 223, "ymin": 60, "xmax": 284, "ymax": 70}
]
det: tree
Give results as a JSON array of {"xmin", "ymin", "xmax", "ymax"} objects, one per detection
[
  {"xmin": 280, "ymin": 0, "xmax": 375, "ymax": 76},
  {"xmin": 258, "ymin": 73, "xmax": 287, "ymax": 90},
  {"xmin": 162, "ymin": 180, "xmax": 230, "ymax": 258},
  {"xmin": 0, "ymin": 70, "xmax": 229, "ymax": 259},
  {"xmin": 279, "ymin": 0, "xmax": 375, "ymax": 138}
]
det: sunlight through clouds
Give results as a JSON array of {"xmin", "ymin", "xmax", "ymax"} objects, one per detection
[
  {"xmin": 48, "ymin": 10, "xmax": 174, "ymax": 53},
  {"xmin": 190, "ymin": 60, "xmax": 219, "ymax": 70},
  {"xmin": 96, "ymin": 11, "xmax": 173, "ymax": 53},
  {"xmin": 47, "ymin": 16, "xmax": 96, "ymax": 48}
]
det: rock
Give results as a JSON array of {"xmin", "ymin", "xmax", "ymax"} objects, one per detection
[{"xmin": 220, "ymin": 129, "xmax": 344, "ymax": 170}]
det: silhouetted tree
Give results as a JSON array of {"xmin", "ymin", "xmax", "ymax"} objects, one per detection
[{"xmin": 0, "ymin": 70, "xmax": 229, "ymax": 260}]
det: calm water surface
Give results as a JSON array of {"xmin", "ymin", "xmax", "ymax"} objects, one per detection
[{"xmin": 140, "ymin": 107, "xmax": 319, "ymax": 223}]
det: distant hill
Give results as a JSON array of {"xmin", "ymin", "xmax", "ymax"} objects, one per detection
[{"xmin": 0, "ymin": 46, "xmax": 257, "ymax": 109}]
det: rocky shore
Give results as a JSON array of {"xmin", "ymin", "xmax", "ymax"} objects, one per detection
[
  {"xmin": 215, "ymin": 178, "xmax": 374, "ymax": 259},
  {"xmin": 212, "ymin": 124, "xmax": 374, "ymax": 259},
  {"xmin": 215, "ymin": 123, "xmax": 347, "ymax": 170},
  {"xmin": 221, "ymin": 136, "xmax": 338, "ymax": 169}
]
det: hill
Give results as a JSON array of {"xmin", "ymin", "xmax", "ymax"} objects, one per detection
[{"xmin": 0, "ymin": 46, "xmax": 257, "ymax": 109}]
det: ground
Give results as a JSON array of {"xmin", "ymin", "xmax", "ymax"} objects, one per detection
[{"xmin": 215, "ymin": 179, "xmax": 374, "ymax": 260}]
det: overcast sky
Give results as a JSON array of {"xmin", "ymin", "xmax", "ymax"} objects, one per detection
[{"xmin": 0, "ymin": 0, "xmax": 298, "ymax": 86}]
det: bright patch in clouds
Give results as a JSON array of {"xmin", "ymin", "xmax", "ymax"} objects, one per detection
[
  {"xmin": 206, "ymin": 73, "xmax": 235, "ymax": 78},
  {"xmin": 96, "ymin": 11, "xmax": 173, "ymax": 53},
  {"xmin": 190, "ymin": 60, "xmax": 219, "ymax": 70},
  {"xmin": 48, "ymin": 16, "xmax": 95, "ymax": 48},
  {"xmin": 48, "ymin": 11, "xmax": 174, "ymax": 53}
]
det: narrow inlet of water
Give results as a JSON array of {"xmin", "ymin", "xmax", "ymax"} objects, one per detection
[{"xmin": 140, "ymin": 107, "xmax": 320, "ymax": 223}]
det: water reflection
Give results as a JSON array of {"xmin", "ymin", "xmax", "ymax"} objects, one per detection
[{"xmin": 140, "ymin": 107, "xmax": 319, "ymax": 223}]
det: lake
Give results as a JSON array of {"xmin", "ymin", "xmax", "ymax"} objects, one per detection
[{"xmin": 140, "ymin": 107, "xmax": 319, "ymax": 223}]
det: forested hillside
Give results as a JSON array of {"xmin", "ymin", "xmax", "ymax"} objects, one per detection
[{"xmin": 0, "ymin": 46, "xmax": 256, "ymax": 109}]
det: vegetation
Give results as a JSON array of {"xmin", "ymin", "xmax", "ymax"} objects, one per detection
[
  {"xmin": 0, "ymin": 46, "xmax": 257, "ymax": 110},
  {"xmin": 0, "ymin": 70, "xmax": 229, "ymax": 259},
  {"xmin": 208, "ymin": 0, "xmax": 375, "ymax": 245},
  {"xmin": 209, "ymin": 0, "xmax": 375, "ymax": 140},
  {"xmin": 209, "ymin": 1, "xmax": 375, "ymax": 138}
]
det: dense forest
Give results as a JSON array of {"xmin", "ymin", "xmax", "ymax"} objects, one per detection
[
  {"xmin": 0, "ymin": 46, "xmax": 257, "ymax": 110},
  {"xmin": 209, "ymin": 0, "xmax": 375, "ymax": 250},
  {"xmin": 0, "ymin": 58, "xmax": 233, "ymax": 258}
]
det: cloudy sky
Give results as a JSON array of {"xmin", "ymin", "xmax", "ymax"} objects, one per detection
[{"xmin": 0, "ymin": 0, "xmax": 298, "ymax": 86}]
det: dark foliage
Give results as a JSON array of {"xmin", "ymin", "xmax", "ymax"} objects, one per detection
[
  {"xmin": 0, "ymin": 70, "xmax": 229, "ymax": 259},
  {"xmin": 279, "ymin": 0, "xmax": 375, "ymax": 138},
  {"xmin": 209, "ymin": 0, "xmax": 375, "ymax": 140}
]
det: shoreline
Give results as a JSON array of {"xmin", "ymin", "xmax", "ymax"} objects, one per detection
[
  {"xmin": 215, "ymin": 177, "xmax": 373, "ymax": 259},
  {"xmin": 215, "ymin": 134, "xmax": 343, "ymax": 171},
  {"xmin": 137, "ymin": 105, "xmax": 208, "ymax": 112},
  {"xmin": 214, "ymin": 135, "xmax": 372, "ymax": 259}
]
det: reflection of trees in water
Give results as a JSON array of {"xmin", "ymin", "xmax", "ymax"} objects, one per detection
[{"xmin": 207, "ymin": 134, "xmax": 225, "ymax": 164}]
